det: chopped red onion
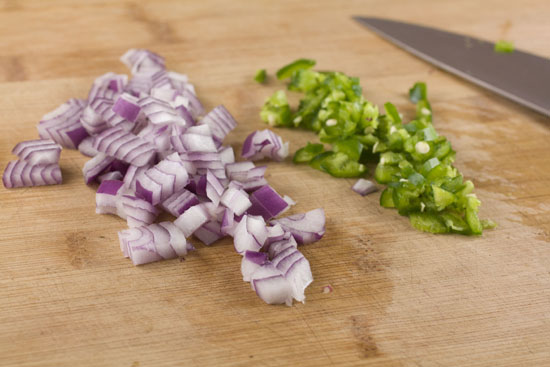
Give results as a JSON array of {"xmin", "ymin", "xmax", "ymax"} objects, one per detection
[
  {"xmin": 205, "ymin": 170, "xmax": 225, "ymax": 206},
  {"xmin": 135, "ymin": 152, "xmax": 189, "ymax": 205},
  {"xmin": 219, "ymin": 146, "xmax": 235, "ymax": 165},
  {"xmin": 118, "ymin": 221, "xmax": 189, "ymax": 266},
  {"xmin": 180, "ymin": 133, "xmax": 217, "ymax": 153},
  {"xmin": 96, "ymin": 180, "xmax": 124, "ymax": 214},
  {"xmin": 98, "ymin": 171, "xmax": 123, "ymax": 182},
  {"xmin": 161, "ymin": 189, "xmax": 199, "ymax": 217},
  {"xmin": 247, "ymin": 185, "xmax": 289, "ymax": 220},
  {"xmin": 175, "ymin": 104, "xmax": 195, "ymax": 126},
  {"xmin": 264, "ymin": 224, "xmax": 288, "ymax": 248},
  {"xmin": 270, "ymin": 208, "xmax": 326, "ymax": 245},
  {"xmin": 138, "ymin": 96, "xmax": 186, "ymax": 126},
  {"xmin": 199, "ymin": 105, "xmax": 237, "ymax": 143},
  {"xmin": 112, "ymin": 93, "xmax": 142, "ymax": 123},
  {"xmin": 87, "ymin": 72, "xmax": 126, "ymax": 102},
  {"xmin": 233, "ymin": 215, "xmax": 268, "ymax": 254},
  {"xmin": 194, "ymin": 221, "xmax": 223, "ymax": 245},
  {"xmin": 2, "ymin": 160, "xmax": 62, "ymax": 188},
  {"xmin": 80, "ymin": 98, "xmax": 113, "ymax": 135},
  {"xmin": 37, "ymin": 98, "xmax": 88, "ymax": 149},
  {"xmin": 271, "ymin": 246, "xmax": 313, "ymax": 303},
  {"xmin": 352, "ymin": 178, "xmax": 377, "ymax": 196},
  {"xmin": 116, "ymin": 194, "xmax": 159, "ymax": 228},
  {"xmin": 266, "ymin": 235, "xmax": 298, "ymax": 259},
  {"xmin": 123, "ymin": 164, "xmax": 149, "ymax": 191},
  {"xmin": 220, "ymin": 208, "xmax": 237, "ymax": 236},
  {"xmin": 137, "ymin": 123, "xmax": 172, "ymax": 152},
  {"xmin": 92, "ymin": 126, "xmax": 156, "ymax": 167},
  {"xmin": 241, "ymin": 251, "xmax": 268, "ymax": 282},
  {"xmin": 120, "ymin": 49, "xmax": 165, "ymax": 75},
  {"xmin": 250, "ymin": 262, "xmax": 293, "ymax": 306},
  {"xmin": 83, "ymin": 153, "xmax": 115, "ymax": 184},
  {"xmin": 12, "ymin": 139, "xmax": 61, "ymax": 165},
  {"xmin": 78, "ymin": 136, "xmax": 98, "ymax": 157},
  {"xmin": 181, "ymin": 89, "xmax": 204, "ymax": 118},
  {"xmin": 4, "ymin": 48, "xmax": 326, "ymax": 307},
  {"xmin": 220, "ymin": 186, "xmax": 251, "ymax": 216},
  {"xmin": 174, "ymin": 203, "xmax": 209, "ymax": 237},
  {"xmin": 241, "ymin": 129, "xmax": 289, "ymax": 162}
]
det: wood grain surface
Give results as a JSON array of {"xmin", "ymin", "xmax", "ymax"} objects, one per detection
[{"xmin": 1, "ymin": 1, "xmax": 549, "ymax": 366}]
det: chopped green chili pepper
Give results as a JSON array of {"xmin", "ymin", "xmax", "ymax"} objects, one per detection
[
  {"xmin": 254, "ymin": 69, "xmax": 267, "ymax": 83},
  {"xmin": 332, "ymin": 138, "xmax": 363, "ymax": 162},
  {"xmin": 260, "ymin": 90, "xmax": 292, "ymax": 127},
  {"xmin": 257, "ymin": 61, "xmax": 494, "ymax": 235},
  {"xmin": 318, "ymin": 152, "xmax": 366, "ymax": 178},
  {"xmin": 410, "ymin": 212, "xmax": 449, "ymax": 233},
  {"xmin": 309, "ymin": 151, "xmax": 334, "ymax": 172},
  {"xmin": 276, "ymin": 58, "xmax": 316, "ymax": 80},
  {"xmin": 409, "ymin": 82, "xmax": 427, "ymax": 103},
  {"xmin": 494, "ymin": 40, "xmax": 515, "ymax": 53},
  {"xmin": 384, "ymin": 102, "xmax": 402, "ymax": 124},
  {"xmin": 380, "ymin": 188, "xmax": 395, "ymax": 208},
  {"xmin": 293, "ymin": 142, "xmax": 324, "ymax": 163}
]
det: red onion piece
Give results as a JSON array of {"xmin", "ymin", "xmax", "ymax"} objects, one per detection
[
  {"xmin": 37, "ymin": 98, "xmax": 88, "ymax": 149},
  {"xmin": 220, "ymin": 208, "xmax": 237, "ymax": 236},
  {"xmin": 137, "ymin": 123, "xmax": 172, "ymax": 152},
  {"xmin": 98, "ymin": 171, "xmax": 123, "ymax": 183},
  {"xmin": 181, "ymin": 133, "xmax": 217, "ymax": 153},
  {"xmin": 219, "ymin": 146, "xmax": 235, "ymax": 165},
  {"xmin": 123, "ymin": 164, "xmax": 149, "ymax": 191},
  {"xmin": 116, "ymin": 194, "xmax": 159, "ymax": 228},
  {"xmin": 220, "ymin": 186, "xmax": 251, "ymax": 216},
  {"xmin": 118, "ymin": 221, "xmax": 189, "ymax": 266},
  {"xmin": 194, "ymin": 221, "xmax": 224, "ymax": 245},
  {"xmin": 80, "ymin": 98, "xmax": 113, "ymax": 135},
  {"xmin": 247, "ymin": 185, "xmax": 289, "ymax": 220},
  {"xmin": 205, "ymin": 170, "xmax": 225, "ymax": 206},
  {"xmin": 120, "ymin": 49, "xmax": 165, "ymax": 75},
  {"xmin": 271, "ymin": 246, "xmax": 313, "ymax": 303},
  {"xmin": 112, "ymin": 93, "xmax": 142, "ymax": 122},
  {"xmin": 2, "ymin": 160, "xmax": 62, "ymax": 188},
  {"xmin": 250, "ymin": 262, "xmax": 293, "ymax": 306},
  {"xmin": 78, "ymin": 136, "xmax": 98, "ymax": 157},
  {"xmin": 352, "ymin": 178, "xmax": 377, "ymax": 196},
  {"xmin": 82, "ymin": 153, "xmax": 115, "ymax": 184},
  {"xmin": 181, "ymin": 89, "xmax": 204, "ymax": 118},
  {"xmin": 96, "ymin": 179, "xmax": 124, "ymax": 214},
  {"xmin": 92, "ymin": 126, "xmax": 156, "ymax": 167},
  {"xmin": 87, "ymin": 72, "xmax": 127, "ymax": 102},
  {"xmin": 174, "ymin": 203, "xmax": 210, "ymax": 237},
  {"xmin": 241, "ymin": 251, "xmax": 268, "ymax": 282},
  {"xmin": 241, "ymin": 129, "xmax": 289, "ymax": 162},
  {"xmin": 270, "ymin": 208, "xmax": 326, "ymax": 245},
  {"xmin": 135, "ymin": 152, "xmax": 189, "ymax": 205},
  {"xmin": 160, "ymin": 189, "xmax": 199, "ymax": 217},
  {"xmin": 267, "ymin": 235, "xmax": 298, "ymax": 259},
  {"xmin": 139, "ymin": 96, "xmax": 186, "ymax": 126},
  {"xmin": 200, "ymin": 105, "xmax": 237, "ymax": 143},
  {"xmin": 233, "ymin": 215, "xmax": 268, "ymax": 254},
  {"xmin": 12, "ymin": 139, "xmax": 61, "ymax": 165}
]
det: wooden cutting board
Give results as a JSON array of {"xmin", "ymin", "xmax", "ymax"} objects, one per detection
[{"xmin": 1, "ymin": 1, "xmax": 549, "ymax": 366}]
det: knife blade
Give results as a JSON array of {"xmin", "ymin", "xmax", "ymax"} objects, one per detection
[{"xmin": 353, "ymin": 16, "xmax": 550, "ymax": 117}]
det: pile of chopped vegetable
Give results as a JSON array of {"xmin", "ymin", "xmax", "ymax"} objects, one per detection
[
  {"xmin": 257, "ymin": 60, "xmax": 495, "ymax": 235},
  {"xmin": 3, "ymin": 50, "xmax": 328, "ymax": 306}
]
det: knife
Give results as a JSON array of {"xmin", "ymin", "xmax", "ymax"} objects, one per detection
[{"xmin": 353, "ymin": 16, "xmax": 550, "ymax": 117}]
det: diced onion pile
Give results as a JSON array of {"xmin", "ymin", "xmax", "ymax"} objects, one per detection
[{"xmin": 2, "ymin": 49, "xmax": 325, "ymax": 306}]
